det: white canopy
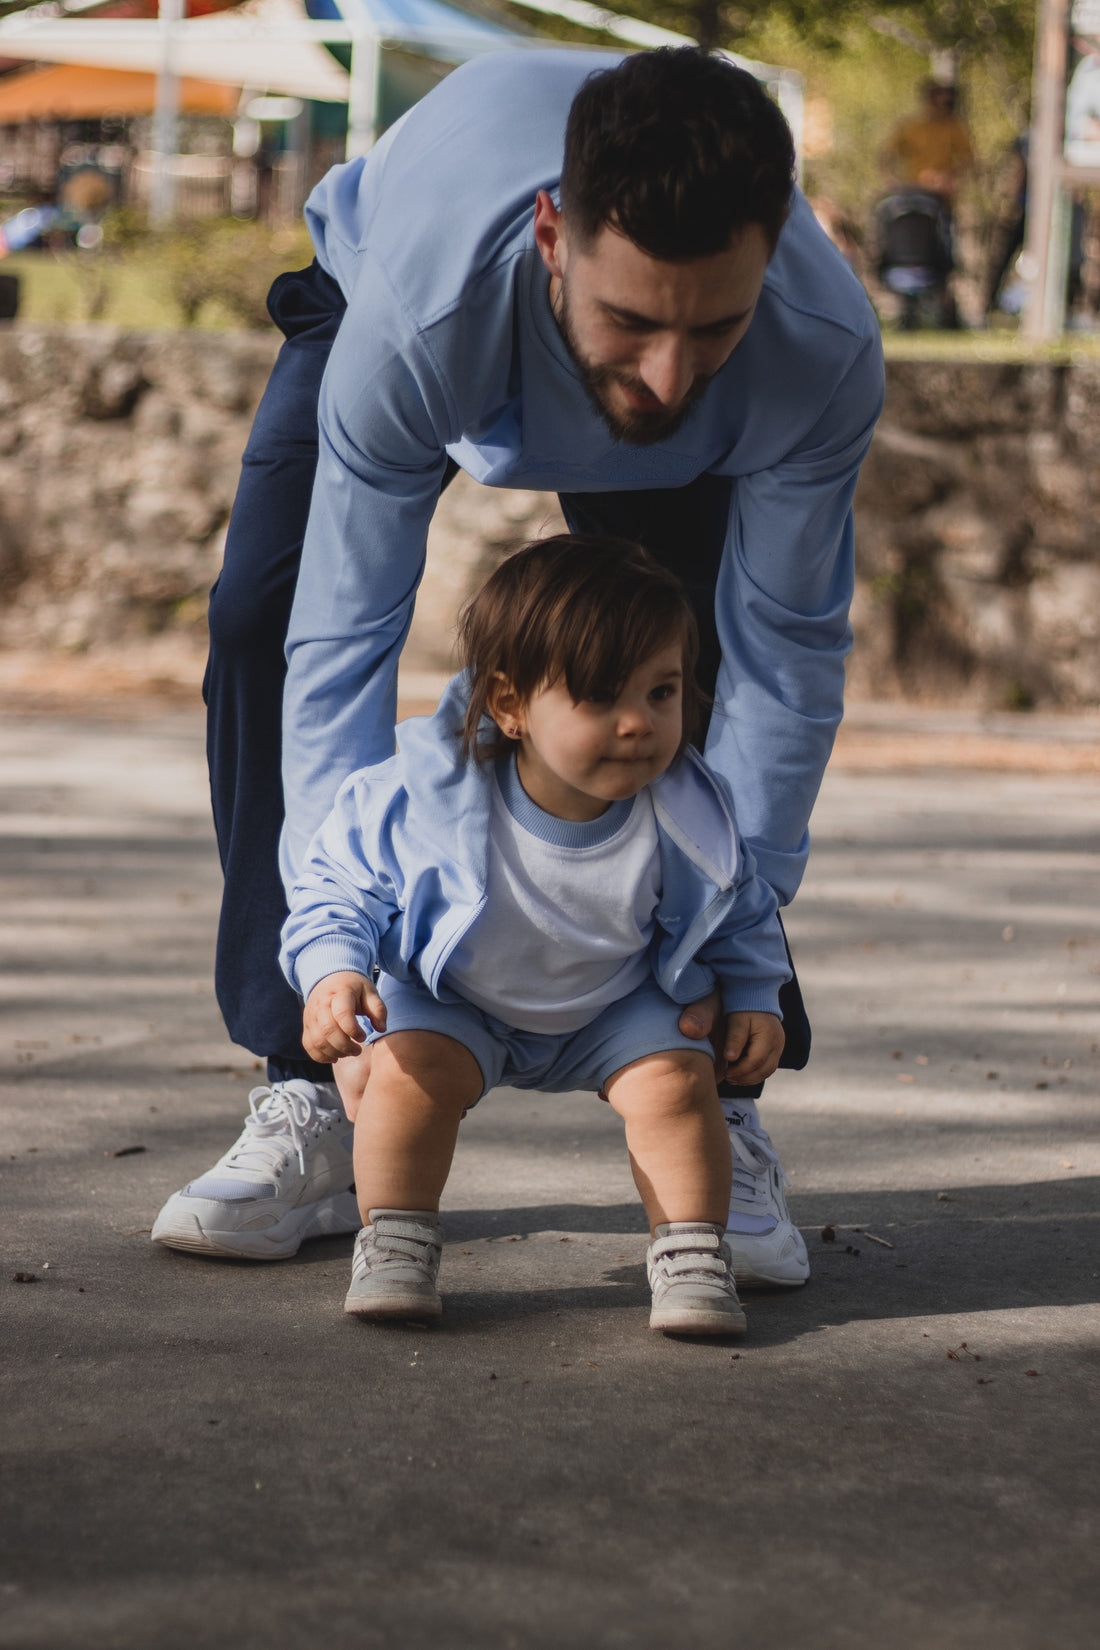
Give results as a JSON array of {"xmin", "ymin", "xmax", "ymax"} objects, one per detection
[
  {"xmin": 0, "ymin": 0, "xmax": 353, "ymax": 103},
  {"xmin": 0, "ymin": 0, "xmax": 800, "ymax": 201}
]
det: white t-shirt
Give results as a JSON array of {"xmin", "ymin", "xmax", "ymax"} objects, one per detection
[{"xmin": 443, "ymin": 755, "xmax": 662, "ymax": 1033}]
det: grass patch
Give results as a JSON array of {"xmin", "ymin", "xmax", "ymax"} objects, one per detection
[
  {"xmin": 880, "ymin": 327, "xmax": 1100, "ymax": 364},
  {"xmin": 1, "ymin": 249, "xmax": 240, "ymax": 329},
  {"xmin": 0, "ymin": 217, "xmax": 314, "ymax": 330}
]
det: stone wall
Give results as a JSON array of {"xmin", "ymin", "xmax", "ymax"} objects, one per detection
[
  {"xmin": 0, "ymin": 326, "xmax": 275, "ymax": 653},
  {"xmin": 0, "ymin": 323, "xmax": 1096, "ymax": 707},
  {"xmin": 851, "ymin": 360, "xmax": 1100, "ymax": 707}
]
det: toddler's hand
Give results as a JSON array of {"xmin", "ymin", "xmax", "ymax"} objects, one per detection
[
  {"xmin": 302, "ymin": 972, "xmax": 386, "ymax": 1064},
  {"xmin": 723, "ymin": 1011, "xmax": 785, "ymax": 1085}
]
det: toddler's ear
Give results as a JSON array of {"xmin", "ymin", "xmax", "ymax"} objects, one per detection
[{"xmin": 486, "ymin": 672, "xmax": 524, "ymax": 736}]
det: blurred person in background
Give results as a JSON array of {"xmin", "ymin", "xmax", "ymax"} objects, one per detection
[
  {"xmin": 879, "ymin": 79, "xmax": 974, "ymax": 328},
  {"xmin": 880, "ymin": 80, "xmax": 975, "ymax": 210}
]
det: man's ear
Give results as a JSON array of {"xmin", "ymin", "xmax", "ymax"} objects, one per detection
[
  {"xmin": 486, "ymin": 672, "xmax": 524, "ymax": 737},
  {"xmin": 533, "ymin": 189, "xmax": 568, "ymax": 280}
]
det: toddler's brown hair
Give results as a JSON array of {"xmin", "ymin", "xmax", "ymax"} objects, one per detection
[{"xmin": 457, "ymin": 534, "xmax": 702, "ymax": 761}]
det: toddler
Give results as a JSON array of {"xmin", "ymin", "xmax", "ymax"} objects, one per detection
[{"xmin": 280, "ymin": 535, "xmax": 790, "ymax": 1336}]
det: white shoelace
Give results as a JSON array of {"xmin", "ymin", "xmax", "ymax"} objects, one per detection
[
  {"xmin": 227, "ymin": 1082, "xmax": 328, "ymax": 1177},
  {"xmin": 728, "ymin": 1121, "xmax": 789, "ymax": 1214}
]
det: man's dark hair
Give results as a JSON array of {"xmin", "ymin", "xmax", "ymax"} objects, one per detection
[
  {"xmin": 458, "ymin": 534, "xmax": 702, "ymax": 762},
  {"xmin": 560, "ymin": 47, "xmax": 795, "ymax": 259}
]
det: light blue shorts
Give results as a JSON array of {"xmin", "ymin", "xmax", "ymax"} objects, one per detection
[{"xmin": 363, "ymin": 973, "xmax": 710, "ymax": 1102}]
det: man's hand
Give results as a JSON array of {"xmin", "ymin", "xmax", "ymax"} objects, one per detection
[
  {"xmin": 679, "ymin": 988, "xmax": 727, "ymax": 1077},
  {"xmin": 678, "ymin": 992, "xmax": 784, "ymax": 1084},
  {"xmin": 302, "ymin": 971, "xmax": 386, "ymax": 1064}
]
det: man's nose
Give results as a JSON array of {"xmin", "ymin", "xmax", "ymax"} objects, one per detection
[{"xmin": 638, "ymin": 335, "xmax": 695, "ymax": 407}]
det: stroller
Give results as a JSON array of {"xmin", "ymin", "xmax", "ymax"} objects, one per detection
[{"xmin": 874, "ymin": 189, "xmax": 957, "ymax": 329}]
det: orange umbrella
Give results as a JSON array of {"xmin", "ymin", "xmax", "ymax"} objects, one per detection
[{"xmin": 0, "ymin": 61, "xmax": 240, "ymax": 120}]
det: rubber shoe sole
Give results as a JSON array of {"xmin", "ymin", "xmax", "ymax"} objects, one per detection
[
  {"xmin": 650, "ymin": 1298, "xmax": 747, "ymax": 1336},
  {"xmin": 725, "ymin": 1223, "xmax": 810, "ymax": 1288},
  {"xmin": 344, "ymin": 1285, "xmax": 443, "ymax": 1321},
  {"xmin": 151, "ymin": 1189, "xmax": 361, "ymax": 1261}
]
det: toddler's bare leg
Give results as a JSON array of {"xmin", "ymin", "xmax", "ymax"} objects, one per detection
[
  {"xmin": 603, "ymin": 1049, "xmax": 731, "ymax": 1234},
  {"xmin": 353, "ymin": 1031, "xmax": 483, "ymax": 1222},
  {"xmin": 333, "ymin": 1043, "xmax": 372, "ymax": 1119}
]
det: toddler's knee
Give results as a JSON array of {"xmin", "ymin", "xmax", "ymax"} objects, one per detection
[
  {"xmin": 606, "ymin": 1049, "xmax": 716, "ymax": 1118},
  {"xmin": 367, "ymin": 1032, "xmax": 482, "ymax": 1112}
]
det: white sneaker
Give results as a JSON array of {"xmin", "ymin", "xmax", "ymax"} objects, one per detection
[
  {"xmin": 151, "ymin": 1080, "xmax": 359, "ymax": 1260},
  {"xmin": 344, "ymin": 1210, "xmax": 444, "ymax": 1320},
  {"xmin": 724, "ymin": 1108, "xmax": 809, "ymax": 1287},
  {"xmin": 647, "ymin": 1222, "xmax": 747, "ymax": 1335}
]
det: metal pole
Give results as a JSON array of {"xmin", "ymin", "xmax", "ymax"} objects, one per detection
[
  {"xmin": 1022, "ymin": 0, "xmax": 1070, "ymax": 340},
  {"xmin": 151, "ymin": 0, "xmax": 186, "ymax": 226},
  {"xmin": 346, "ymin": 26, "xmax": 381, "ymax": 160}
]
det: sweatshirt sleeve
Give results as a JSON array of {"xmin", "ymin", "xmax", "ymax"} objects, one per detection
[
  {"xmin": 706, "ymin": 329, "xmax": 884, "ymax": 908},
  {"xmin": 278, "ymin": 250, "xmax": 453, "ymax": 890},
  {"xmin": 696, "ymin": 842, "xmax": 792, "ymax": 1019},
  {"xmin": 279, "ymin": 763, "xmax": 404, "ymax": 1005}
]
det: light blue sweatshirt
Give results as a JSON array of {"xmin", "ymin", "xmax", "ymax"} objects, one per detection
[
  {"xmin": 283, "ymin": 48, "xmax": 885, "ymax": 905},
  {"xmin": 280, "ymin": 674, "xmax": 792, "ymax": 1019}
]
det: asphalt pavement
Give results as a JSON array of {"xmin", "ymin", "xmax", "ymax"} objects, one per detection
[{"xmin": 1, "ymin": 696, "xmax": 1097, "ymax": 1650}]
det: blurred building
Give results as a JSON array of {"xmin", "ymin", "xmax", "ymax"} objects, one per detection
[{"xmin": 0, "ymin": 0, "xmax": 551, "ymax": 221}]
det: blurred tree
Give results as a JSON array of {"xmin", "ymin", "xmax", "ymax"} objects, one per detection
[{"xmin": 632, "ymin": 3, "xmax": 1035, "ymax": 84}]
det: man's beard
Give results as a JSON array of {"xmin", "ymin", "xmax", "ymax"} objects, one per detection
[{"xmin": 552, "ymin": 279, "xmax": 714, "ymax": 447}]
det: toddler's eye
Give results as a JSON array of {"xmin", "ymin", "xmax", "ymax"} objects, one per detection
[{"xmin": 649, "ymin": 684, "xmax": 676, "ymax": 702}]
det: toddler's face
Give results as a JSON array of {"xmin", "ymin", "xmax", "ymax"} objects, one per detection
[{"xmin": 511, "ymin": 641, "xmax": 685, "ymax": 822}]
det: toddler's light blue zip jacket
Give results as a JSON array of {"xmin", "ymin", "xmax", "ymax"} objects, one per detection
[{"xmin": 281, "ymin": 675, "xmax": 792, "ymax": 1021}]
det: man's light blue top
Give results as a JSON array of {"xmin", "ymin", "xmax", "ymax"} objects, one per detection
[{"xmin": 284, "ymin": 47, "xmax": 884, "ymax": 906}]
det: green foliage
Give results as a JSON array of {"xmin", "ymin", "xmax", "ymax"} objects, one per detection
[
  {"xmin": 2, "ymin": 215, "xmax": 315, "ymax": 329},
  {"xmin": 620, "ymin": 1, "xmax": 1035, "ymax": 80},
  {"xmin": 136, "ymin": 217, "xmax": 314, "ymax": 329}
]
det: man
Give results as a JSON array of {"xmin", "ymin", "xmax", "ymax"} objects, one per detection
[
  {"xmin": 152, "ymin": 47, "xmax": 884, "ymax": 1289},
  {"xmin": 879, "ymin": 80, "xmax": 974, "ymax": 329},
  {"xmin": 880, "ymin": 79, "xmax": 974, "ymax": 205}
]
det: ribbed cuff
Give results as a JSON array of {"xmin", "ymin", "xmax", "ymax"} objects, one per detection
[
  {"xmin": 293, "ymin": 936, "xmax": 377, "ymax": 1005},
  {"xmin": 720, "ymin": 986, "xmax": 784, "ymax": 1020}
]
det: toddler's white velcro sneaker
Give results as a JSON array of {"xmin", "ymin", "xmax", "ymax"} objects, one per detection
[
  {"xmin": 344, "ymin": 1210, "xmax": 444, "ymax": 1320},
  {"xmin": 647, "ymin": 1221, "xmax": 747, "ymax": 1336},
  {"xmin": 151, "ymin": 1081, "xmax": 358, "ymax": 1260},
  {"xmin": 724, "ymin": 1107, "xmax": 810, "ymax": 1287}
]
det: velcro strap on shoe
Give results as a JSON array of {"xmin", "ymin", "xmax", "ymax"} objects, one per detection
[
  {"xmin": 650, "ymin": 1230, "xmax": 721, "ymax": 1260},
  {"xmin": 649, "ymin": 1226, "xmax": 730, "ymax": 1286},
  {"xmin": 367, "ymin": 1214, "xmax": 442, "ymax": 1261},
  {"xmin": 659, "ymin": 1251, "xmax": 728, "ymax": 1281},
  {"xmin": 370, "ymin": 1234, "xmax": 439, "ymax": 1264}
]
